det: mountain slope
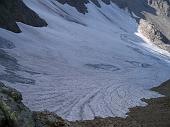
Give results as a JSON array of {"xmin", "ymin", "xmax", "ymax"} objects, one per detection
[{"xmin": 0, "ymin": 0, "xmax": 170, "ymax": 121}]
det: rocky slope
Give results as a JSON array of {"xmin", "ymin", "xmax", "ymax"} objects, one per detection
[
  {"xmin": 0, "ymin": 80, "xmax": 170, "ymax": 127},
  {"xmin": 0, "ymin": 81, "xmax": 69, "ymax": 127},
  {"xmin": 139, "ymin": 0, "xmax": 170, "ymax": 51},
  {"xmin": 138, "ymin": 19, "xmax": 170, "ymax": 51},
  {"xmin": 0, "ymin": 0, "xmax": 47, "ymax": 33}
]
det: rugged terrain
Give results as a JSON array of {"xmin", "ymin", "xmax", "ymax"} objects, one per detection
[
  {"xmin": 0, "ymin": 80, "xmax": 170, "ymax": 127},
  {"xmin": 0, "ymin": 0, "xmax": 47, "ymax": 32},
  {"xmin": 0, "ymin": 0, "xmax": 170, "ymax": 123}
]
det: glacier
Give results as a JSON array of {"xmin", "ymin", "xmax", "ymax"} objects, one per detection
[{"xmin": 0, "ymin": 0, "xmax": 170, "ymax": 121}]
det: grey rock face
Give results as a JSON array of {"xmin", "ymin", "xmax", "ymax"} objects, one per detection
[
  {"xmin": 0, "ymin": 82, "xmax": 71, "ymax": 127},
  {"xmin": 139, "ymin": 19, "xmax": 168, "ymax": 43},
  {"xmin": 0, "ymin": 36, "xmax": 15, "ymax": 49},
  {"xmin": 141, "ymin": 1, "xmax": 170, "ymax": 51},
  {"xmin": 0, "ymin": 82, "xmax": 35, "ymax": 127},
  {"xmin": 56, "ymin": 0, "xmax": 89, "ymax": 14},
  {"xmin": 148, "ymin": 0, "xmax": 170, "ymax": 17},
  {"xmin": 56, "ymin": 0, "xmax": 155, "ymax": 17},
  {"xmin": 33, "ymin": 111, "xmax": 70, "ymax": 127},
  {"xmin": 0, "ymin": 0, "xmax": 47, "ymax": 33},
  {"xmin": 139, "ymin": 19, "xmax": 170, "ymax": 51}
]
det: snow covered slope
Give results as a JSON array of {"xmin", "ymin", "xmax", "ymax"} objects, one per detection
[{"xmin": 0, "ymin": 0, "xmax": 170, "ymax": 121}]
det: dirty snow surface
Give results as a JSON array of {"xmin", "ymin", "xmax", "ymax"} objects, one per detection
[{"xmin": 0, "ymin": 0, "xmax": 170, "ymax": 121}]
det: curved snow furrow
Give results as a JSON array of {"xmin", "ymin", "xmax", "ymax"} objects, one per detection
[{"xmin": 100, "ymin": 86, "xmax": 120, "ymax": 116}]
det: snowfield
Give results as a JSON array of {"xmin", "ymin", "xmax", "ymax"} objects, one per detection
[{"xmin": 0, "ymin": 0, "xmax": 170, "ymax": 121}]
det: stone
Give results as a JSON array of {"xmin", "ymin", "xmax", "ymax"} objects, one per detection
[
  {"xmin": 33, "ymin": 111, "xmax": 70, "ymax": 127},
  {"xmin": 0, "ymin": 0, "xmax": 47, "ymax": 33},
  {"xmin": 138, "ymin": 19, "xmax": 170, "ymax": 51},
  {"xmin": 0, "ymin": 82, "xmax": 35, "ymax": 127}
]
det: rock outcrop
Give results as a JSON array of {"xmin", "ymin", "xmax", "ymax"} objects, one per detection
[
  {"xmin": 33, "ymin": 111, "xmax": 70, "ymax": 127},
  {"xmin": 138, "ymin": 19, "xmax": 170, "ymax": 51},
  {"xmin": 0, "ymin": 82, "xmax": 69, "ymax": 127},
  {"xmin": 148, "ymin": 0, "xmax": 170, "ymax": 17},
  {"xmin": 0, "ymin": 0, "xmax": 47, "ymax": 33},
  {"xmin": 141, "ymin": 0, "xmax": 170, "ymax": 51},
  {"xmin": 151, "ymin": 79, "xmax": 170, "ymax": 97},
  {"xmin": 56, "ymin": 0, "xmax": 89, "ymax": 14},
  {"xmin": 0, "ymin": 82, "xmax": 34, "ymax": 127}
]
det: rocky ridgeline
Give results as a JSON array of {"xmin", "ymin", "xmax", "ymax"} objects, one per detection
[{"xmin": 0, "ymin": 0, "xmax": 47, "ymax": 33}]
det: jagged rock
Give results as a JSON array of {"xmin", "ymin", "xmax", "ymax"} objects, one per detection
[
  {"xmin": 138, "ymin": 19, "xmax": 170, "ymax": 51},
  {"xmin": 148, "ymin": 0, "xmax": 170, "ymax": 17},
  {"xmin": 139, "ymin": 19, "xmax": 165, "ymax": 42},
  {"xmin": 0, "ymin": 0, "xmax": 47, "ymax": 33},
  {"xmin": 33, "ymin": 111, "xmax": 70, "ymax": 127},
  {"xmin": 0, "ymin": 81, "xmax": 35, "ymax": 127},
  {"xmin": 151, "ymin": 79, "xmax": 170, "ymax": 97},
  {"xmin": 55, "ymin": 0, "xmax": 155, "ymax": 17},
  {"xmin": 0, "ymin": 82, "xmax": 72, "ymax": 127},
  {"xmin": 56, "ymin": 0, "xmax": 89, "ymax": 14}
]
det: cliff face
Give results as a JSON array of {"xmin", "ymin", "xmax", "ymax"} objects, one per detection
[
  {"xmin": 138, "ymin": 19, "xmax": 170, "ymax": 51},
  {"xmin": 0, "ymin": 0, "xmax": 47, "ymax": 33},
  {"xmin": 141, "ymin": 0, "xmax": 170, "ymax": 51},
  {"xmin": 148, "ymin": 0, "xmax": 170, "ymax": 17}
]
